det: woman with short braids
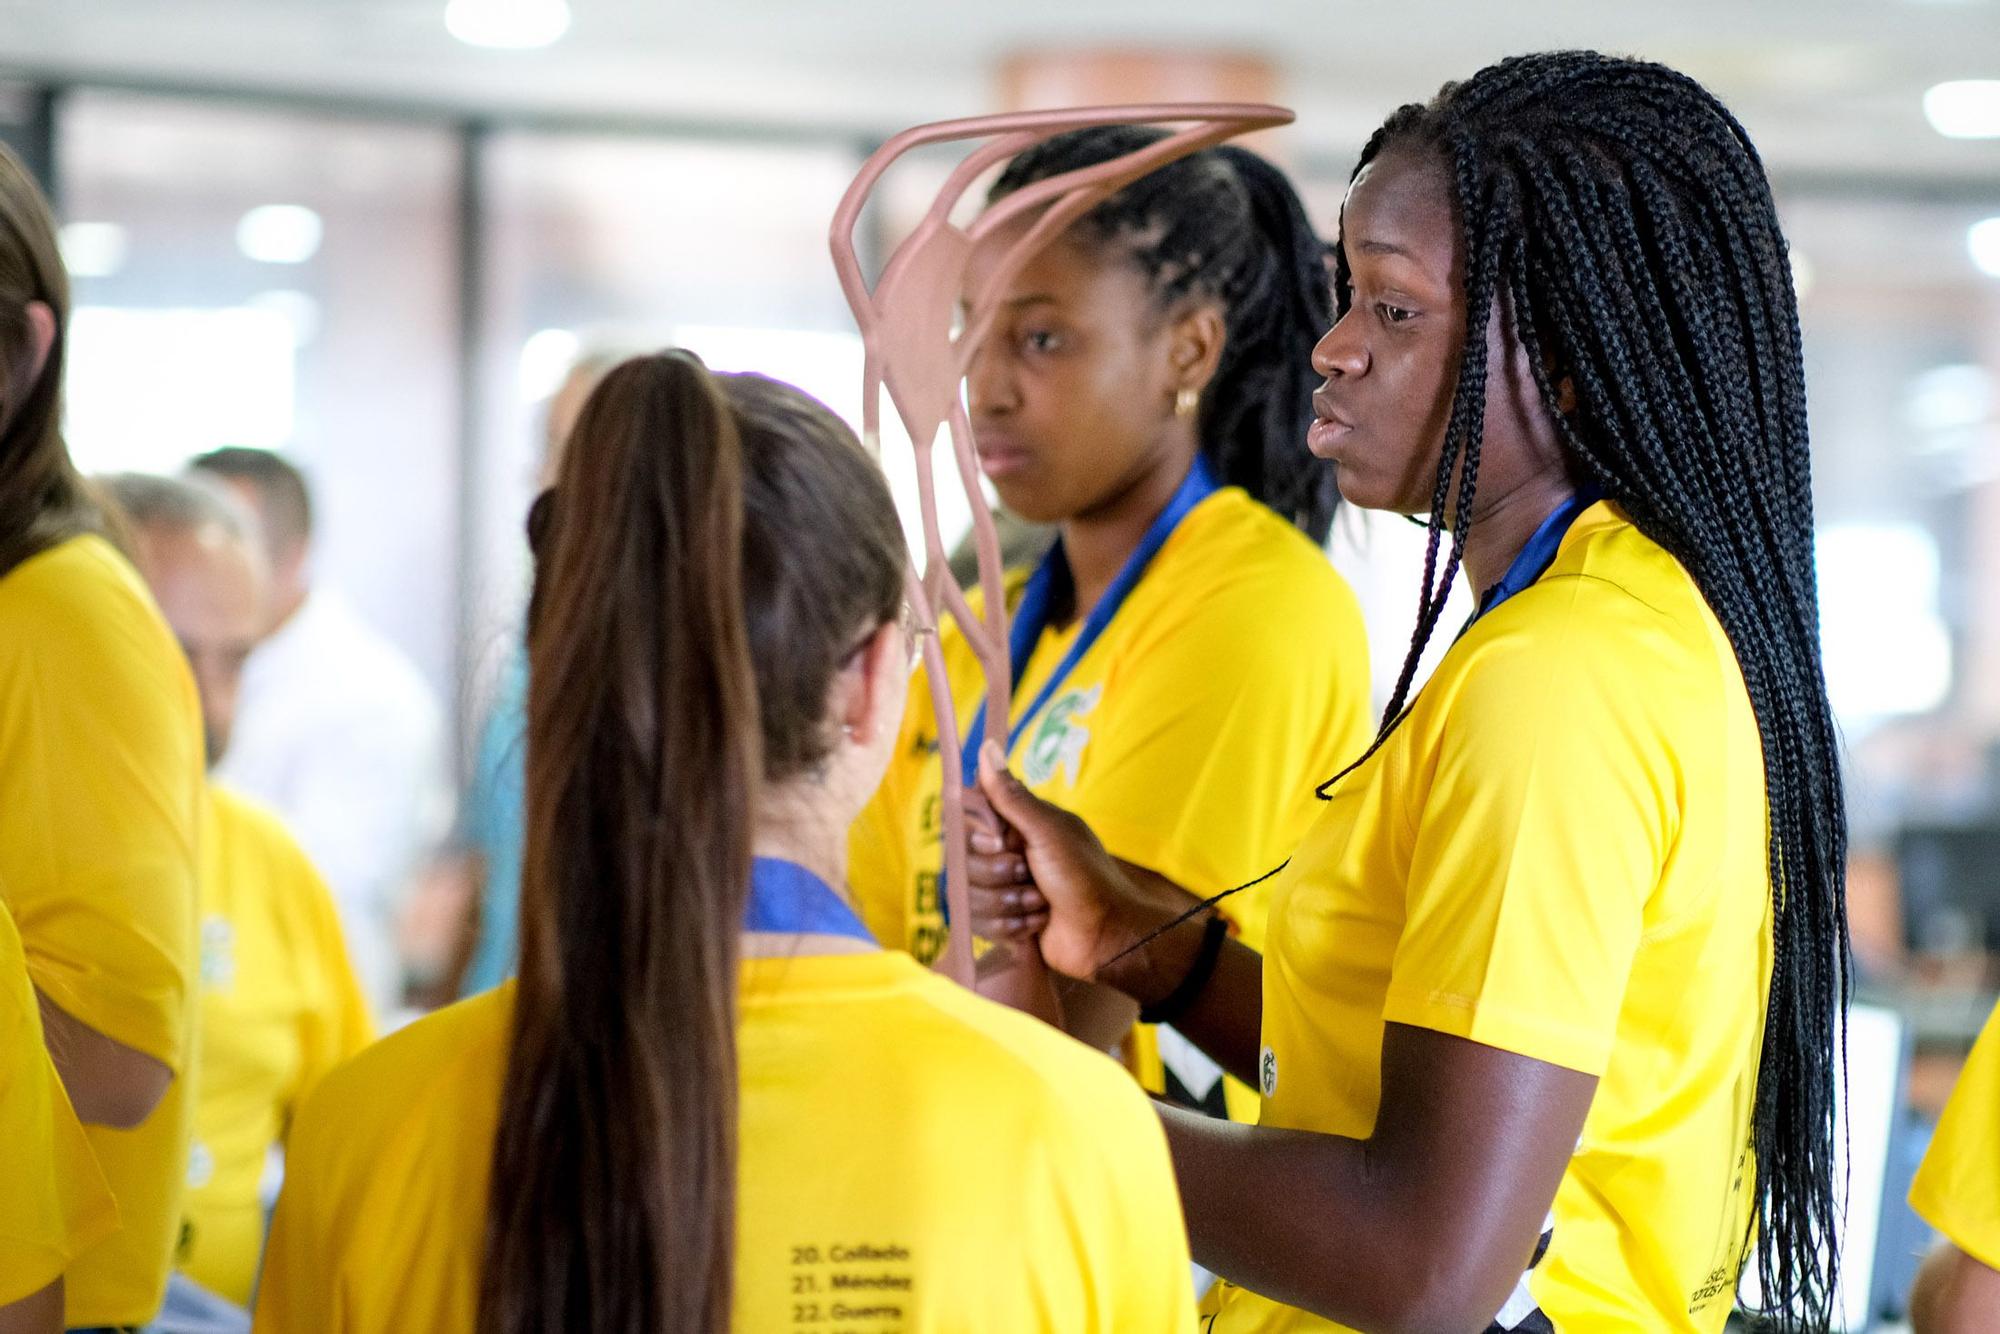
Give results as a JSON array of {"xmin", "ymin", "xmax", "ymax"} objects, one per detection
[
  {"xmin": 971, "ymin": 52, "xmax": 1846, "ymax": 1332},
  {"xmin": 849, "ymin": 128, "xmax": 1372, "ymax": 1119}
]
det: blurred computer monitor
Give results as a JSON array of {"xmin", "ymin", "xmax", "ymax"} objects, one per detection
[{"xmin": 1896, "ymin": 822, "xmax": 2000, "ymax": 953}]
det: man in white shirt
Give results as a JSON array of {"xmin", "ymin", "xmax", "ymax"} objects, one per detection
[{"xmin": 188, "ymin": 447, "xmax": 445, "ymax": 1017}]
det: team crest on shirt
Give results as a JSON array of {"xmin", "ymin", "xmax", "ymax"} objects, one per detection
[
  {"xmin": 200, "ymin": 916, "xmax": 235, "ymax": 991},
  {"xmin": 1022, "ymin": 685, "xmax": 1101, "ymax": 786},
  {"xmin": 1259, "ymin": 1045, "xmax": 1278, "ymax": 1098},
  {"xmin": 186, "ymin": 1140, "xmax": 215, "ymax": 1189}
]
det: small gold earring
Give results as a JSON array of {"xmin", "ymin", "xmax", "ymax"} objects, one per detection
[{"xmin": 1174, "ymin": 386, "xmax": 1199, "ymax": 418}]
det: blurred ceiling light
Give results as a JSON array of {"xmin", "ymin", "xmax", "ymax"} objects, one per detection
[
  {"xmin": 518, "ymin": 327, "xmax": 581, "ymax": 403},
  {"xmin": 236, "ymin": 205, "xmax": 323, "ymax": 265},
  {"xmin": 58, "ymin": 221, "xmax": 129, "ymax": 279},
  {"xmin": 445, "ymin": 0, "xmax": 571, "ymax": 49},
  {"xmin": 1924, "ymin": 80, "xmax": 2000, "ymax": 138},
  {"xmin": 1969, "ymin": 216, "xmax": 2000, "ymax": 277}
]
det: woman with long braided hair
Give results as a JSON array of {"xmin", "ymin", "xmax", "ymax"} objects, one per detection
[
  {"xmin": 971, "ymin": 51, "xmax": 1846, "ymax": 1331},
  {"xmin": 850, "ymin": 127, "xmax": 1372, "ymax": 1117}
]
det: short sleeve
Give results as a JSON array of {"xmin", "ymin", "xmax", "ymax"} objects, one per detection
[
  {"xmin": 1383, "ymin": 609, "xmax": 1671, "ymax": 1076},
  {"xmin": 253, "ymin": 1115, "xmax": 334, "ymax": 1332},
  {"xmin": 1040, "ymin": 1071, "xmax": 1198, "ymax": 1331},
  {"xmin": 0, "ymin": 908, "xmax": 118, "ymax": 1304},
  {"xmin": 0, "ymin": 542, "xmax": 202, "ymax": 1069},
  {"xmin": 1911, "ymin": 1002, "xmax": 2000, "ymax": 1269}
]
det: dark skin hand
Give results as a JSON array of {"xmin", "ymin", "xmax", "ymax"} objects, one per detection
[
  {"xmin": 966, "ymin": 145, "xmax": 1608, "ymax": 1330},
  {"xmin": 965, "ymin": 784, "xmax": 1262, "ymax": 1083},
  {"xmin": 0, "ymin": 1280, "xmax": 61, "ymax": 1334}
]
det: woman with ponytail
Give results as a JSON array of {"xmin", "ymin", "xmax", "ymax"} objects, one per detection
[
  {"xmin": 972, "ymin": 53, "xmax": 1848, "ymax": 1333},
  {"xmin": 847, "ymin": 130, "xmax": 1372, "ymax": 1118},
  {"xmin": 253, "ymin": 352, "xmax": 1195, "ymax": 1332}
]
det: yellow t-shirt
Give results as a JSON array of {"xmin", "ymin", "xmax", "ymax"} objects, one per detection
[
  {"xmin": 1208, "ymin": 503, "xmax": 1773, "ymax": 1333},
  {"xmin": 849, "ymin": 486, "xmax": 1371, "ymax": 1112},
  {"xmin": 1911, "ymin": 1001, "xmax": 2000, "ymax": 1270},
  {"xmin": 0, "ymin": 534, "xmax": 204, "ymax": 1326},
  {"xmin": 0, "ymin": 901, "xmax": 118, "ymax": 1305},
  {"xmin": 256, "ymin": 950, "xmax": 1195, "ymax": 1332},
  {"xmin": 179, "ymin": 784, "xmax": 374, "ymax": 1305}
]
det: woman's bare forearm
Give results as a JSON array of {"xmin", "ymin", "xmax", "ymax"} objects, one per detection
[{"xmin": 36, "ymin": 990, "xmax": 172, "ymax": 1129}]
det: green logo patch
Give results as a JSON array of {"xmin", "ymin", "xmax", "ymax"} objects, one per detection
[{"xmin": 1022, "ymin": 685, "xmax": 1101, "ymax": 786}]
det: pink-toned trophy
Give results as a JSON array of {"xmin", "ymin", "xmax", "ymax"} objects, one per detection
[{"xmin": 829, "ymin": 103, "xmax": 1292, "ymax": 989}]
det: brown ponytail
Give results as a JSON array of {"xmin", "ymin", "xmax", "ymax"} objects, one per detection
[
  {"xmin": 0, "ymin": 145, "xmax": 95, "ymax": 578},
  {"xmin": 481, "ymin": 351, "xmax": 905, "ymax": 1332},
  {"xmin": 483, "ymin": 351, "xmax": 758, "ymax": 1332}
]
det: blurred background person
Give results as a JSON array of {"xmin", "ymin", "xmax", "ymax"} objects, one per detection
[
  {"xmin": 399, "ymin": 346, "xmax": 621, "ymax": 1003},
  {"xmin": 106, "ymin": 472, "xmax": 373, "ymax": 1327},
  {"xmin": 0, "ymin": 143, "xmax": 203, "ymax": 1332},
  {"xmin": 187, "ymin": 446, "xmax": 446, "ymax": 1017}
]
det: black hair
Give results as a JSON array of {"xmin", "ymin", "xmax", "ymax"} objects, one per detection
[
  {"xmin": 1335, "ymin": 52, "xmax": 1847, "ymax": 1329},
  {"xmin": 989, "ymin": 127, "xmax": 1340, "ymax": 543}
]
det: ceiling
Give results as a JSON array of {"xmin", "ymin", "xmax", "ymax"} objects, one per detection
[{"xmin": 2, "ymin": 0, "xmax": 1999, "ymax": 190}]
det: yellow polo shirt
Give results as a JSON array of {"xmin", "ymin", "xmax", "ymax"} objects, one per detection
[
  {"xmin": 179, "ymin": 785, "xmax": 373, "ymax": 1305},
  {"xmin": 1207, "ymin": 503, "xmax": 1772, "ymax": 1332},
  {"xmin": 849, "ymin": 486, "xmax": 1370, "ymax": 1113},
  {"xmin": 1911, "ymin": 1001, "xmax": 2000, "ymax": 1270},
  {"xmin": 256, "ymin": 950, "xmax": 1195, "ymax": 1332},
  {"xmin": 1, "ymin": 901, "xmax": 118, "ymax": 1305},
  {"xmin": 0, "ymin": 534, "xmax": 203, "ymax": 1326}
]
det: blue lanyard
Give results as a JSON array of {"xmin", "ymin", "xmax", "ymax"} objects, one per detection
[
  {"xmin": 959, "ymin": 454, "xmax": 1221, "ymax": 793},
  {"xmin": 743, "ymin": 857, "xmax": 876, "ymax": 943},
  {"xmin": 1471, "ymin": 488, "xmax": 1604, "ymax": 622}
]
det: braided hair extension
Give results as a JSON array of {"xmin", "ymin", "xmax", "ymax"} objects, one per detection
[
  {"xmin": 989, "ymin": 128, "xmax": 1341, "ymax": 543},
  {"xmin": 1324, "ymin": 52, "xmax": 1846, "ymax": 1329}
]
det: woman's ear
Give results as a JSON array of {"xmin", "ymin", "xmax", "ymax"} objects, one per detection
[
  {"xmin": 23, "ymin": 300, "xmax": 55, "ymax": 384},
  {"xmin": 1167, "ymin": 300, "xmax": 1227, "ymax": 403},
  {"xmin": 840, "ymin": 620, "xmax": 907, "ymax": 748},
  {"xmin": 1555, "ymin": 374, "xmax": 1578, "ymax": 418}
]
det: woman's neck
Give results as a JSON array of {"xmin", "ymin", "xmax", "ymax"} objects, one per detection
[
  {"xmin": 1458, "ymin": 471, "xmax": 1582, "ymax": 595},
  {"xmin": 745, "ymin": 791, "xmax": 875, "ymax": 958},
  {"xmin": 750, "ymin": 794, "xmax": 851, "ymax": 898},
  {"xmin": 1057, "ymin": 440, "xmax": 1200, "ymax": 626}
]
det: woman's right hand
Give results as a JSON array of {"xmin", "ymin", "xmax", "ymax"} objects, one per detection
[{"xmin": 966, "ymin": 742, "xmax": 1164, "ymax": 984}]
